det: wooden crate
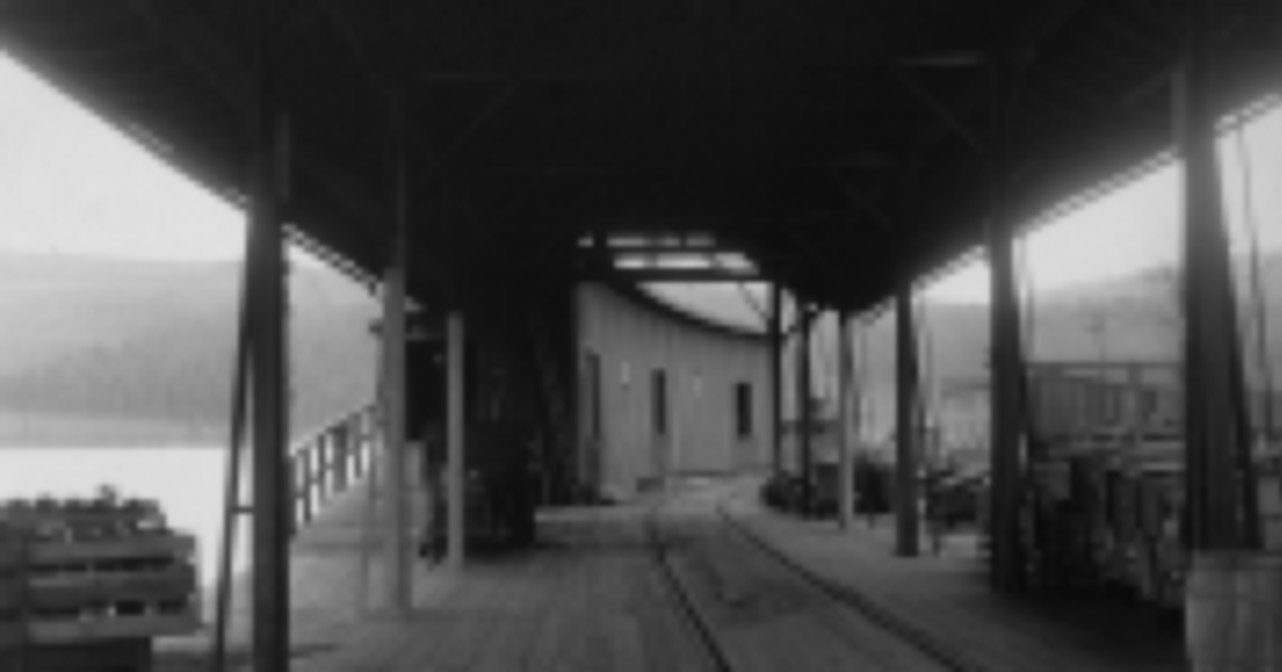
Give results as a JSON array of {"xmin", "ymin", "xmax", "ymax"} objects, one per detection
[{"xmin": 0, "ymin": 508, "xmax": 199, "ymax": 671}]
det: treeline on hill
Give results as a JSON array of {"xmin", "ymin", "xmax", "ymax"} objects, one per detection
[
  {"xmin": 674, "ymin": 254, "xmax": 1282, "ymax": 440},
  {"xmin": 0, "ymin": 254, "xmax": 379, "ymax": 444},
  {"xmin": 0, "ymin": 308, "xmax": 377, "ymax": 436}
]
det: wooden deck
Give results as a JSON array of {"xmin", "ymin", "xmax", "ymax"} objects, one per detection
[
  {"xmin": 154, "ymin": 477, "xmax": 1189, "ymax": 671},
  {"xmin": 725, "ymin": 485, "xmax": 1188, "ymax": 672},
  {"xmin": 158, "ymin": 480, "xmax": 717, "ymax": 671}
]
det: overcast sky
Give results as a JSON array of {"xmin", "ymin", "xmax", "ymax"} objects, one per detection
[
  {"xmin": 0, "ymin": 51, "xmax": 1278, "ymax": 306},
  {"xmin": 924, "ymin": 94, "xmax": 1282, "ymax": 302}
]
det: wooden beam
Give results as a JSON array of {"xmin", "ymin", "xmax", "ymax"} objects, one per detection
[
  {"xmin": 894, "ymin": 71, "xmax": 989, "ymax": 155},
  {"xmin": 784, "ymin": 303, "xmax": 824, "ymax": 339},
  {"xmin": 440, "ymin": 83, "xmax": 520, "ymax": 166},
  {"xmin": 828, "ymin": 174, "xmax": 895, "ymax": 232},
  {"xmin": 581, "ymin": 243, "xmax": 739, "ymax": 256},
  {"xmin": 1007, "ymin": 0, "xmax": 1091, "ymax": 67},
  {"xmin": 895, "ymin": 290, "xmax": 920, "ymax": 557},
  {"xmin": 125, "ymin": 0, "xmax": 386, "ymax": 228},
  {"xmin": 210, "ymin": 233, "xmax": 254, "ymax": 672},
  {"xmin": 581, "ymin": 268, "xmax": 764, "ymax": 283},
  {"xmin": 408, "ymin": 63, "xmax": 918, "ymax": 84},
  {"xmin": 728, "ymin": 277, "xmax": 769, "ymax": 328}
]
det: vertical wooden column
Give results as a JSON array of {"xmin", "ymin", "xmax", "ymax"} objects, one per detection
[
  {"xmin": 1176, "ymin": 0, "xmax": 1256, "ymax": 551},
  {"xmin": 984, "ymin": 17, "xmax": 1029, "ymax": 589},
  {"xmin": 380, "ymin": 240, "xmax": 409, "ymax": 611},
  {"xmin": 769, "ymin": 283, "xmax": 784, "ymax": 475},
  {"xmin": 797, "ymin": 304, "xmax": 814, "ymax": 514},
  {"xmin": 333, "ymin": 424, "xmax": 350, "ymax": 492},
  {"xmin": 380, "ymin": 83, "xmax": 411, "ymax": 616},
  {"xmin": 249, "ymin": 2, "xmax": 289, "ymax": 664},
  {"xmin": 837, "ymin": 310, "xmax": 855, "ymax": 530},
  {"xmin": 895, "ymin": 290, "xmax": 920, "ymax": 556},
  {"xmin": 446, "ymin": 311, "xmax": 467, "ymax": 570},
  {"xmin": 988, "ymin": 209, "xmax": 1026, "ymax": 589}
]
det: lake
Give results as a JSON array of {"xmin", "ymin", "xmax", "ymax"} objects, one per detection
[{"xmin": 0, "ymin": 446, "xmax": 248, "ymax": 588}]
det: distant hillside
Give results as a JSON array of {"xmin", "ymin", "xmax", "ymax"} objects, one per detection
[
  {"xmin": 653, "ymin": 252, "xmax": 1282, "ymax": 441},
  {"xmin": 0, "ymin": 253, "xmax": 378, "ymax": 446},
  {"xmin": 0, "ymin": 253, "xmax": 215, "ymax": 376},
  {"xmin": 5, "ymin": 250, "xmax": 1280, "ymax": 447}
]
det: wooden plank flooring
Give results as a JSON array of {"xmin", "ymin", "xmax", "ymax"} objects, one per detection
[
  {"xmin": 296, "ymin": 504, "xmax": 719, "ymax": 672},
  {"xmin": 154, "ymin": 476, "xmax": 1189, "ymax": 671},
  {"xmin": 158, "ymin": 481, "xmax": 718, "ymax": 671},
  {"xmin": 725, "ymin": 484, "xmax": 1188, "ymax": 672},
  {"xmin": 660, "ymin": 490, "xmax": 954, "ymax": 672}
]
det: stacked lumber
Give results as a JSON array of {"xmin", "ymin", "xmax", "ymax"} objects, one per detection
[{"xmin": 0, "ymin": 489, "xmax": 200, "ymax": 671}]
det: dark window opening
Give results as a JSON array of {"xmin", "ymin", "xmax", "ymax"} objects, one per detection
[
  {"xmin": 586, "ymin": 352, "xmax": 603, "ymax": 440},
  {"xmin": 653, "ymin": 369, "xmax": 668, "ymax": 436},
  {"xmin": 735, "ymin": 382, "xmax": 753, "ymax": 438}
]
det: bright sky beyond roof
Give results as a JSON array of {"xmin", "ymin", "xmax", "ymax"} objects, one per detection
[
  {"xmin": 923, "ymin": 95, "xmax": 1282, "ymax": 302},
  {"xmin": 0, "ymin": 54, "xmax": 244, "ymax": 261},
  {"xmin": 0, "ymin": 51, "xmax": 1278, "ymax": 301}
]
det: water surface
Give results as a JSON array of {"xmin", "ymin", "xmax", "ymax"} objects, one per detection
[{"xmin": 0, "ymin": 446, "xmax": 247, "ymax": 587}]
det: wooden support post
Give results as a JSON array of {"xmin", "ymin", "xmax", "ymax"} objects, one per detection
[
  {"xmin": 381, "ymin": 80, "xmax": 412, "ymax": 613},
  {"xmin": 988, "ymin": 226, "xmax": 1026, "ymax": 590},
  {"xmin": 446, "ymin": 310, "xmax": 467, "ymax": 571},
  {"xmin": 798, "ymin": 304, "xmax": 814, "ymax": 514},
  {"xmin": 287, "ymin": 455, "xmax": 299, "ymax": 537},
  {"xmin": 315, "ymin": 437, "xmax": 328, "ymax": 504},
  {"xmin": 248, "ymin": 27, "xmax": 290, "ymax": 669},
  {"xmin": 299, "ymin": 451, "xmax": 313, "ymax": 527},
  {"xmin": 837, "ymin": 310, "xmax": 855, "ymax": 530},
  {"xmin": 984, "ymin": 19, "xmax": 1030, "ymax": 589},
  {"xmin": 770, "ymin": 283, "xmax": 784, "ymax": 475},
  {"xmin": 334, "ymin": 425, "xmax": 350, "ymax": 492},
  {"xmin": 381, "ymin": 256, "xmax": 410, "ymax": 613},
  {"xmin": 1175, "ymin": 0, "xmax": 1257, "ymax": 551},
  {"xmin": 357, "ymin": 411, "xmax": 370, "ymax": 477},
  {"xmin": 324, "ymin": 435, "xmax": 336, "ymax": 498},
  {"xmin": 895, "ymin": 290, "xmax": 920, "ymax": 556},
  {"xmin": 987, "ymin": 207, "xmax": 1029, "ymax": 592}
]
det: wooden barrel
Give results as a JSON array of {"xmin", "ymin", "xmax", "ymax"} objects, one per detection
[
  {"xmin": 1233, "ymin": 553, "xmax": 1282, "ymax": 672},
  {"xmin": 1186, "ymin": 552, "xmax": 1241, "ymax": 672}
]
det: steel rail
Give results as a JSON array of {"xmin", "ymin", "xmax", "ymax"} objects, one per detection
[
  {"xmin": 713, "ymin": 497, "xmax": 991, "ymax": 672},
  {"xmin": 643, "ymin": 496, "xmax": 736, "ymax": 672}
]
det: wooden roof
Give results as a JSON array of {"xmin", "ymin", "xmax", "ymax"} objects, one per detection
[{"xmin": 1, "ymin": 1, "xmax": 1278, "ymax": 311}]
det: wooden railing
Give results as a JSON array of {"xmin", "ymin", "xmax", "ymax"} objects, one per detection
[{"xmin": 287, "ymin": 404, "xmax": 378, "ymax": 536}]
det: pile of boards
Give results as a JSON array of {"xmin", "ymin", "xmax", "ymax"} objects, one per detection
[{"xmin": 0, "ymin": 491, "xmax": 199, "ymax": 671}]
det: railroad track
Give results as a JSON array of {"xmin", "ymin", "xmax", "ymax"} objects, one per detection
[
  {"xmin": 644, "ymin": 488, "xmax": 989, "ymax": 672},
  {"xmin": 645, "ymin": 494, "xmax": 736, "ymax": 672}
]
